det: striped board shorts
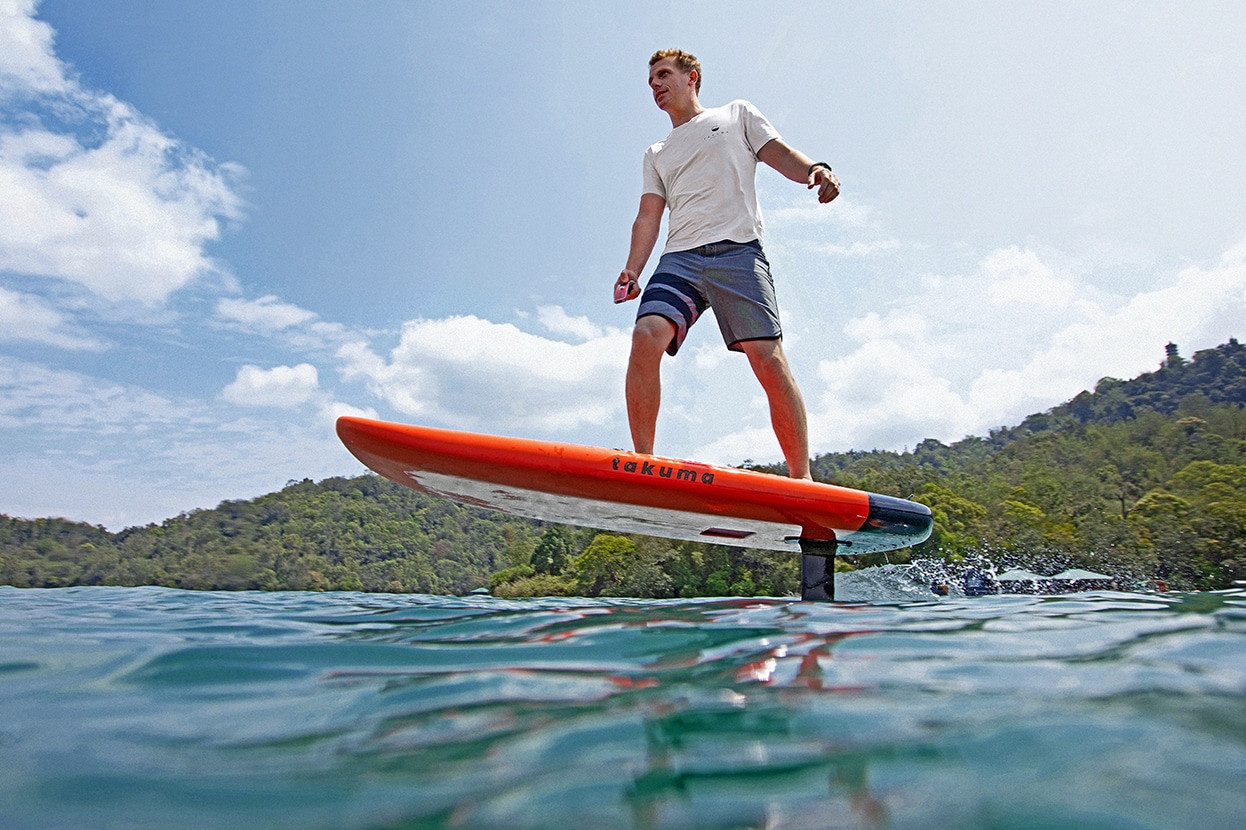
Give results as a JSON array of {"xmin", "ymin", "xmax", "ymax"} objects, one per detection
[{"xmin": 636, "ymin": 239, "xmax": 782, "ymax": 356}]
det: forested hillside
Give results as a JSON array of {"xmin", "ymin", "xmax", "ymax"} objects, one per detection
[
  {"xmin": 1, "ymin": 476, "xmax": 526, "ymax": 595},
  {"xmin": 3, "ymin": 339, "xmax": 1245, "ymax": 594}
]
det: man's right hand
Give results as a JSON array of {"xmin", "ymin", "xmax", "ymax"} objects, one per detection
[{"xmin": 614, "ymin": 271, "xmax": 641, "ymax": 304}]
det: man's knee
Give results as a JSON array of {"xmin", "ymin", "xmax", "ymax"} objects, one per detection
[
  {"xmin": 741, "ymin": 338, "xmax": 791, "ymax": 376},
  {"xmin": 631, "ymin": 316, "xmax": 676, "ymax": 359}
]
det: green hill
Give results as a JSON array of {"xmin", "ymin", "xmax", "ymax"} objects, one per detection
[{"xmin": 4, "ymin": 339, "xmax": 1245, "ymax": 594}]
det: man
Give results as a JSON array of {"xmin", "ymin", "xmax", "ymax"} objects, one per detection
[{"xmin": 614, "ymin": 49, "xmax": 840, "ymax": 479}]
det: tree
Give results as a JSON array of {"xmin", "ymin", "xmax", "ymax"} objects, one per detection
[
  {"xmin": 570, "ymin": 535, "xmax": 636, "ymax": 596},
  {"xmin": 532, "ymin": 524, "xmax": 577, "ymax": 574}
]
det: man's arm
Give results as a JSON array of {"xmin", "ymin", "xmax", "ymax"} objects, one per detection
[
  {"xmin": 615, "ymin": 192, "xmax": 666, "ymax": 302},
  {"xmin": 756, "ymin": 138, "xmax": 840, "ymax": 204}
]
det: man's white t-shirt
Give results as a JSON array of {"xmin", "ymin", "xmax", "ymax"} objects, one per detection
[{"xmin": 641, "ymin": 100, "xmax": 781, "ymax": 255}]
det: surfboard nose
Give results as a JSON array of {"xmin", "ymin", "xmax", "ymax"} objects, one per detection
[{"xmin": 855, "ymin": 493, "xmax": 933, "ymax": 551}]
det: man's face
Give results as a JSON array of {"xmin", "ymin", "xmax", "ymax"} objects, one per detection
[{"xmin": 648, "ymin": 58, "xmax": 695, "ymax": 111}]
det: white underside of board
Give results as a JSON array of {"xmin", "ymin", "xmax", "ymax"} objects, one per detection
[{"xmin": 406, "ymin": 469, "xmax": 810, "ymax": 552}]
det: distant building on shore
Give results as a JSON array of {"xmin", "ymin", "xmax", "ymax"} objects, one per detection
[{"xmin": 1164, "ymin": 342, "xmax": 1184, "ymax": 369}]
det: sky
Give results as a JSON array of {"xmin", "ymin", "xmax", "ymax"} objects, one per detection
[{"xmin": 2, "ymin": 0, "xmax": 1245, "ymax": 529}]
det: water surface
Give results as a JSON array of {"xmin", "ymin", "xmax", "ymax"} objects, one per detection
[{"xmin": 2, "ymin": 579, "xmax": 1244, "ymax": 829}]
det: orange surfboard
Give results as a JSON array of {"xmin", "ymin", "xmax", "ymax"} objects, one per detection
[{"xmin": 336, "ymin": 418, "xmax": 932, "ymax": 575}]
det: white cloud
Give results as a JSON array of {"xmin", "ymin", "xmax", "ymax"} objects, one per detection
[
  {"xmin": 763, "ymin": 189, "xmax": 905, "ymax": 264},
  {"xmin": 0, "ymin": 0, "xmax": 67, "ymax": 96},
  {"xmin": 214, "ymin": 294, "xmax": 354, "ymax": 354},
  {"xmin": 536, "ymin": 304, "xmax": 603, "ymax": 341},
  {"xmin": 0, "ymin": 2, "xmax": 245, "ymax": 305},
  {"xmin": 969, "ymin": 240, "xmax": 1246, "ymax": 419},
  {"xmin": 810, "ymin": 337, "xmax": 978, "ymax": 451},
  {"xmin": 767, "ymin": 194, "xmax": 875, "ymax": 230},
  {"xmin": 221, "ymin": 364, "xmax": 320, "ymax": 409},
  {"xmin": 842, "ymin": 310, "xmax": 930, "ymax": 345},
  {"xmin": 217, "ymin": 295, "xmax": 318, "ymax": 331},
  {"xmin": 0, "ymin": 356, "xmax": 363, "ymax": 528},
  {"xmin": 693, "ymin": 425, "xmax": 781, "ymax": 467},
  {"xmin": 814, "ymin": 239, "xmax": 905, "ymax": 258},
  {"xmin": 786, "ymin": 240, "xmax": 1246, "ymax": 454},
  {"xmin": 0, "ymin": 285, "xmax": 103, "ymax": 350},
  {"xmin": 337, "ymin": 314, "xmax": 629, "ymax": 433},
  {"xmin": 217, "ymin": 360, "xmax": 377, "ymax": 426},
  {"xmin": 0, "ymin": 354, "xmax": 189, "ymax": 431},
  {"xmin": 982, "ymin": 246, "xmax": 1075, "ymax": 310},
  {"xmin": 318, "ymin": 399, "xmax": 377, "ymax": 425}
]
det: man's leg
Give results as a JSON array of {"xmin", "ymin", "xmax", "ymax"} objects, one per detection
[
  {"xmin": 626, "ymin": 315, "xmax": 677, "ymax": 454},
  {"xmin": 739, "ymin": 338, "xmax": 811, "ymax": 479}
]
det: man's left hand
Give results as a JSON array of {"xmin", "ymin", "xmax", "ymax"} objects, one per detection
[{"xmin": 809, "ymin": 167, "xmax": 841, "ymax": 204}]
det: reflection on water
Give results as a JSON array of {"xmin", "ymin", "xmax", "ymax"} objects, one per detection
[{"xmin": 2, "ymin": 581, "xmax": 1245, "ymax": 829}]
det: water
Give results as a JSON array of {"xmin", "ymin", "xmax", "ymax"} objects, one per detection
[{"xmin": 2, "ymin": 577, "xmax": 1245, "ymax": 829}]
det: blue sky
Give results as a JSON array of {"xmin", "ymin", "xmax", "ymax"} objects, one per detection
[{"xmin": 3, "ymin": 0, "xmax": 1245, "ymax": 529}]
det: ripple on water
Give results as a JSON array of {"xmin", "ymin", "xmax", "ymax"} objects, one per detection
[{"xmin": 1, "ymin": 584, "xmax": 1245, "ymax": 829}]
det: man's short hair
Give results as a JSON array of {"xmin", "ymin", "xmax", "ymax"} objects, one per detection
[{"xmin": 649, "ymin": 49, "xmax": 701, "ymax": 93}]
